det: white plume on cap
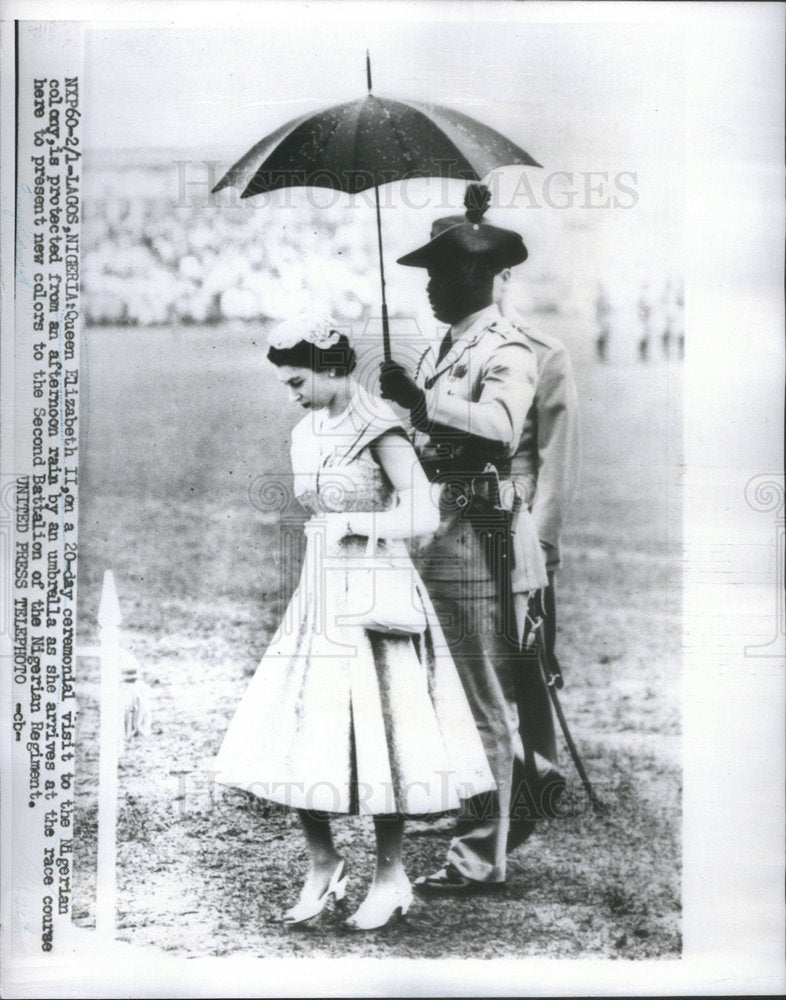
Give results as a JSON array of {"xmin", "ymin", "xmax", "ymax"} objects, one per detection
[{"xmin": 267, "ymin": 313, "xmax": 343, "ymax": 350}]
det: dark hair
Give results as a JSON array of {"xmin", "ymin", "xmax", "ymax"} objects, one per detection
[{"xmin": 267, "ymin": 333, "xmax": 357, "ymax": 376}]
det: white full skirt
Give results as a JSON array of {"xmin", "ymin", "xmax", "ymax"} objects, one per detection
[{"xmin": 213, "ymin": 533, "xmax": 496, "ymax": 815}]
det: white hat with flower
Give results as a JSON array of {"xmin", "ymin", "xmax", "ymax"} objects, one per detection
[{"xmin": 267, "ymin": 313, "xmax": 344, "ymax": 351}]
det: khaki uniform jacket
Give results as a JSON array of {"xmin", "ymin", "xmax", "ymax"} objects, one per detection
[
  {"xmin": 410, "ymin": 304, "xmax": 546, "ymax": 590},
  {"xmin": 507, "ymin": 314, "xmax": 580, "ymax": 575},
  {"xmin": 410, "ymin": 305, "xmax": 579, "ymax": 586},
  {"xmin": 412, "ymin": 303, "xmax": 537, "ymax": 461}
]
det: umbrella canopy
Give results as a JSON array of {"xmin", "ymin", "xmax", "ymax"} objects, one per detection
[
  {"xmin": 214, "ymin": 56, "xmax": 541, "ymax": 359},
  {"xmin": 213, "ymin": 95, "xmax": 540, "ymax": 198}
]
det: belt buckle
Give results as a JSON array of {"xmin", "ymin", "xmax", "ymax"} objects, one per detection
[{"xmin": 455, "ymin": 492, "xmax": 469, "ymax": 510}]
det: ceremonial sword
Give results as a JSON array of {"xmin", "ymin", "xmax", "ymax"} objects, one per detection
[{"xmin": 523, "ymin": 587, "xmax": 605, "ymax": 815}]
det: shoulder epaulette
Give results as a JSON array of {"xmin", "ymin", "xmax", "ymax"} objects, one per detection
[
  {"xmin": 507, "ymin": 315, "xmax": 532, "ymax": 337},
  {"xmin": 486, "ymin": 318, "xmax": 533, "ymax": 346},
  {"xmin": 507, "ymin": 313, "xmax": 567, "ymax": 353}
]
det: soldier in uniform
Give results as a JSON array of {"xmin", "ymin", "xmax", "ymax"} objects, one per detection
[
  {"xmin": 501, "ymin": 295, "xmax": 580, "ymax": 775},
  {"xmin": 379, "ymin": 185, "xmax": 571, "ymax": 893},
  {"xmin": 594, "ymin": 282, "xmax": 611, "ymax": 362}
]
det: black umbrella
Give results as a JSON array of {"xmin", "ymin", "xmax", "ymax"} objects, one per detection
[{"xmin": 214, "ymin": 55, "xmax": 540, "ymax": 359}]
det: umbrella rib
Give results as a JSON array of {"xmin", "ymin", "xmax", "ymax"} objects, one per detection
[
  {"xmin": 353, "ymin": 97, "xmax": 414, "ymax": 186},
  {"xmin": 319, "ymin": 101, "xmax": 364, "ymax": 182},
  {"xmin": 390, "ymin": 100, "xmax": 475, "ymax": 180},
  {"xmin": 243, "ymin": 99, "xmax": 364, "ymax": 197},
  {"xmin": 214, "ymin": 108, "xmax": 315, "ymax": 192},
  {"xmin": 410, "ymin": 99, "xmax": 541, "ymax": 170},
  {"xmin": 351, "ymin": 99, "xmax": 369, "ymax": 183},
  {"xmin": 377, "ymin": 100, "xmax": 415, "ymax": 174},
  {"xmin": 406, "ymin": 102, "xmax": 486, "ymax": 175}
]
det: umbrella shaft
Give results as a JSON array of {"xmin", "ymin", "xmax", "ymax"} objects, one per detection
[{"xmin": 373, "ymin": 184, "xmax": 391, "ymax": 362}]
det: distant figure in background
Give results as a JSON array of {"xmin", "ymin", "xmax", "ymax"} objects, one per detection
[
  {"xmin": 660, "ymin": 279, "xmax": 673, "ymax": 360},
  {"xmin": 213, "ymin": 316, "xmax": 495, "ymax": 932},
  {"xmin": 637, "ymin": 283, "xmax": 651, "ymax": 362},
  {"xmin": 594, "ymin": 282, "xmax": 611, "ymax": 362},
  {"xmin": 675, "ymin": 279, "xmax": 685, "ymax": 360}
]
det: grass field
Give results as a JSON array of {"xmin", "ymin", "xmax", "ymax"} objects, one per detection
[{"xmin": 73, "ymin": 317, "xmax": 683, "ymax": 959}]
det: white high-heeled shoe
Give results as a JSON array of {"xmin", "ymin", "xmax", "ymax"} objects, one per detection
[
  {"xmin": 281, "ymin": 860, "xmax": 347, "ymax": 928},
  {"xmin": 342, "ymin": 880, "xmax": 413, "ymax": 932}
]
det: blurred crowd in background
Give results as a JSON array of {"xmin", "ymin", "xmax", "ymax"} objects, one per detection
[
  {"xmin": 82, "ymin": 187, "xmax": 376, "ymax": 327},
  {"xmin": 81, "ymin": 159, "xmax": 683, "ymax": 362}
]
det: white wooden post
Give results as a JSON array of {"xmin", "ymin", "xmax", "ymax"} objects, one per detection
[{"xmin": 95, "ymin": 569, "xmax": 122, "ymax": 940}]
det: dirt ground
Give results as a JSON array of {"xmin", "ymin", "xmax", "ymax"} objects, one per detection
[{"xmin": 73, "ymin": 321, "xmax": 682, "ymax": 959}]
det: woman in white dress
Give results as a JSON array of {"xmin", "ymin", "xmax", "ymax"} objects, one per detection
[{"xmin": 213, "ymin": 315, "xmax": 495, "ymax": 931}]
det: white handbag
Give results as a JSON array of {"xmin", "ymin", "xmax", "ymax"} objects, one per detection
[{"xmin": 341, "ymin": 530, "xmax": 428, "ymax": 637}]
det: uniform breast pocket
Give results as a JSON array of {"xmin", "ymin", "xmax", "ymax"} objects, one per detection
[{"xmin": 446, "ymin": 363, "xmax": 468, "ymax": 396}]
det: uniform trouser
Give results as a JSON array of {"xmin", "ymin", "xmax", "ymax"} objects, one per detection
[{"xmin": 423, "ymin": 579, "xmax": 560, "ymax": 883}]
